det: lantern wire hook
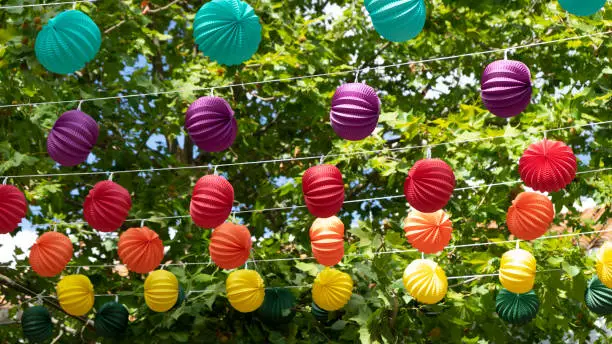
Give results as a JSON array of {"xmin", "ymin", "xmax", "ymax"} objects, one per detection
[
  {"xmin": 115, "ymin": 294, "xmax": 119, "ymax": 302},
  {"xmin": 53, "ymin": 223, "xmax": 57, "ymax": 232},
  {"xmin": 319, "ymin": 155, "xmax": 325, "ymax": 164},
  {"xmin": 515, "ymin": 240, "xmax": 520, "ymax": 249},
  {"xmin": 140, "ymin": 219, "xmax": 145, "ymax": 227},
  {"xmin": 210, "ymin": 87, "xmax": 214, "ymax": 97},
  {"xmin": 108, "ymin": 172, "xmax": 114, "ymax": 181},
  {"xmin": 77, "ymin": 99, "xmax": 84, "ymax": 111},
  {"xmin": 421, "ymin": 252, "xmax": 425, "ymax": 260},
  {"xmin": 425, "ymin": 146, "xmax": 432, "ymax": 159},
  {"xmin": 504, "ymin": 49, "xmax": 508, "ymax": 60},
  {"xmin": 2, "ymin": 177, "xmax": 7, "ymax": 185},
  {"xmin": 355, "ymin": 69, "xmax": 360, "ymax": 83}
]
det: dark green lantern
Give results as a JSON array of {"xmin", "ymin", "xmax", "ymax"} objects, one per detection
[
  {"xmin": 496, "ymin": 288, "xmax": 539, "ymax": 324},
  {"xmin": 21, "ymin": 306, "xmax": 53, "ymax": 342},
  {"xmin": 174, "ymin": 285, "xmax": 186, "ymax": 309},
  {"xmin": 585, "ymin": 276, "xmax": 612, "ymax": 315},
  {"xmin": 256, "ymin": 288, "xmax": 296, "ymax": 324},
  {"xmin": 95, "ymin": 302, "xmax": 129, "ymax": 338},
  {"xmin": 311, "ymin": 302, "xmax": 330, "ymax": 323}
]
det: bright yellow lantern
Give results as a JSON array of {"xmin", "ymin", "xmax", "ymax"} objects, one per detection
[
  {"xmin": 312, "ymin": 267, "xmax": 353, "ymax": 311},
  {"xmin": 56, "ymin": 274, "xmax": 94, "ymax": 316},
  {"xmin": 597, "ymin": 241, "xmax": 612, "ymax": 288},
  {"xmin": 402, "ymin": 259, "xmax": 447, "ymax": 304},
  {"xmin": 226, "ymin": 270, "xmax": 265, "ymax": 312},
  {"xmin": 499, "ymin": 248, "xmax": 536, "ymax": 293},
  {"xmin": 144, "ymin": 270, "xmax": 179, "ymax": 312}
]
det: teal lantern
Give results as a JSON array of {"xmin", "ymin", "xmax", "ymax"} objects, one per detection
[
  {"xmin": 21, "ymin": 306, "xmax": 53, "ymax": 342},
  {"xmin": 364, "ymin": 0, "xmax": 426, "ymax": 42},
  {"xmin": 585, "ymin": 276, "xmax": 612, "ymax": 315},
  {"xmin": 311, "ymin": 302, "xmax": 330, "ymax": 323},
  {"xmin": 257, "ymin": 288, "xmax": 296, "ymax": 324},
  {"xmin": 174, "ymin": 285, "xmax": 186, "ymax": 309},
  {"xmin": 34, "ymin": 10, "xmax": 101, "ymax": 75},
  {"xmin": 558, "ymin": 0, "xmax": 606, "ymax": 16},
  {"xmin": 193, "ymin": 0, "xmax": 262, "ymax": 66},
  {"xmin": 95, "ymin": 302, "xmax": 129, "ymax": 338},
  {"xmin": 495, "ymin": 288, "xmax": 539, "ymax": 324}
]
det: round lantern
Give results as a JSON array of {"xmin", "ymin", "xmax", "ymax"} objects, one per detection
[
  {"xmin": 47, "ymin": 110, "xmax": 99, "ymax": 167},
  {"xmin": 193, "ymin": 0, "xmax": 262, "ymax": 66},
  {"xmin": 144, "ymin": 270, "xmax": 179, "ymax": 312},
  {"xmin": 310, "ymin": 216, "xmax": 345, "ymax": 266},
  {"xmin": 499, "ymin": 249, "xmax": 536, "ymax": 294},
  {"xmin": 364, "ymin": 0, "xmax": 426, "ymax": 42},
  {"xmin": 185, "ymin": 96, "xmax": 238, "ymax": 152},
  {"xmin": 0, "ymin": 184, "xmax": 27, "ymax": 234},
  {"xmin": 596, "ymin": 241, "xmax": 612, "ymax": 288},
  {"xmin": 480, "ymin": 60, "xmax": 532, "ymax": 118},
  {"xmin": 117, "ymin": 227, "xmax": 164, "ymax": 274},
  {"xmin": 256, "ymin": 287, "xmax": 296, "ymax": 324},
  {"xmin": 329, "ymin": 83, "xmax": 380, "ymax": 141},
  {"xmin": 312, "ymin": 268, "xmax": 353, "ymax": 311},
  {"xmin": 56, "ymin": 274, "xmax": 95, "ymax": 316},
  {"xmin": 402, "ymin": 259, "xmax": 448, "ymax": 304},
  {"xmin": 21, "ymin": 306, "xmax": 53, "ymax": 343},
  {"xmin": 29, "ymin": 232, "xmax": 73, "ymax": 277},
  {"xmin": 585, "ymin": 276, "xmax": 612, "ymax": 315},
  {"xmin": 209, "ymin": 222, "xmax": 252, "ymax": 269},
  {"xmin": 302, "ymin": 164, "xmax": 345, "ymax": 218},
  {"xmin": 174, "ymin": 285, "xmax": 186, "ymax": 309},
  {"xmin": 403, "ymin": 209, "xmax": 452, "ymax": 254},
  {"xmin": 495, "ymin": 288, "xmax": 539, "ymax": 324},
  {"xmin": 190, "ymin": 175, "xmax": 234, "ymax": 229},
  {"xmin": 519, "ymin": 139, "xmax": 577, "ymax": 193},
  {"xmin": 403, "ymin": 158, "xmax": 455, "ymax": 213},
  {"xmin": 35, "ymin": 10, "xmax": 101, "ymax": 74},
  {"xmin": 95, "ymin": 302, "xmax": 129, "ymax": 338},
  {"xmin": 558, "ymin": 0, "xmax": 606, "ymax": 16},
  {"xmin": 226, "ymin": 269, "xmax": 265, "ymax": 313},
  {"xmin": 83, "ymin": 180, "xmax": 132, "ymax": 232},
  {"xmin": 506, "ymin": 192, "xmax": 554, "ymax": 241},
  {"xmin": 311, "ymin": 302, "xmax": 330, "ymax": 323}
]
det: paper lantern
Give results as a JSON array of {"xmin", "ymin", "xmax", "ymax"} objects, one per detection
[
  {"xmin": 585, "ymin": 276, "xmax": 612, "ymax": 315},
  {"xmin": 558, "ymin": 0, "xmax": 606, "ymax": 16},
  {"xmin": 499, "ymin": 249, "xmax": 536, "ymax": 294},
  {"xmin": 83, "ymin": 180, "xmax": 132, "ymax": 232},
  {"xmin": 330, "ymin": 83, "xmax": 380, "ymax": 141},
  {"xmin": 402, "ymin": 259, "xmax": 447, "ymax": 304},
  {"xmin": 56, "ymin": 274, "xmax": 95, "ymax": 316},
  {"xmin": 190, "ymin": 175, "xmax": 234, "ymax": 228},
  {"xmin": 596, "ymin": 241, "xmax": 612, "ymax": 288},
  {"xmin": 311, "ymin": 302, "xmax": 330, "ymax": 323},
  {"xmin": 226, "ymin": 269, "xmax": 265, "ymax": 312},
  {"xmin": 193, "ymin": 0, "xmax": 262, "ymax": 66},
  {"xmin": 35, "ymin": 10, "xmax": 101, "ymax": 74},
  {"xmin": 364, "ymin": 0, "xmax": 426, "ymax": 42},
  {"xmin": 0, "ymin": 184, "xmax": 27, "ymax": 234},
  {"xmin": 310, "ymin": 216, "xmax": 345, "ymax": 266},
  {"xmin": 403, "ymin": 158, "xmax": 455, "ymax": 213},
  {"xmin": 144, "ymin": 270, "xmax": 179, "ymax": 312},
  {"xmin": 302, "ymin": 165, "xmax": 345, "ymax": 218},
  {"xmin": 209, "ymin": 222, "xmax": 252, "ymax": 269},
  {"xmin": 118, "ymin": 227, "xmax": 164, "ymax": 274},
  {"xmin": 47, "ymin": 110, "xmax": 99, "ymax": 167},
  {"xmin": 312, "ymin": 268, "xmax": 353, "ymax": 311},
  {"xmin": 257, "ymin": 287, "xmax": 296, "ymax": 324},
  {"xmin": 496, "ymin": 288, "xmax": 539, "ymax": 324},
  {"xmin": 506, "ymin": 192, "xmax": 554, "ymax": 241},
  {"xmin": 403, "ymin": 210, "xmax": 452, "ymax": 254},
  {"xmin": 95, "ymin": 302, "xmax": 129, "ymax": 338},
  {"xmin": 185, "ymin": 96, "xmax": 238, "ymax": 152},
  {"xmin": 21, "ymin": 306, "xmax": 53, "ymax": 342},
  {"xmin": 519, "ymin": 139, "xmax": 577, "ymax": 193},
  {"xmin": 29, "ymin": 232, "xmax": 73, "ymax": 277},
  {"xmin": 480, "ymin": 60, "xmax": 532, "ymax": 118},
  {"xmin": 174, "ymin": 285, "xmax": 186, "ymax": 309}
]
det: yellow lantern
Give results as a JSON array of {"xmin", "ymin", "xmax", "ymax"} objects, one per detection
[
  {"xmin": 312, "ymin": 267, "xmax": 353, "ymax": 311},
  {"xmin": 226, "ymin": 270, "xmax": 265, "ymax": 312},
  {"xmin": 499, "ymin": 248, "xmax": 536, "ymax": 293},
  {"xmin": 56, "ymin": 274, "xmax": 94, "ymax": 316},
  {"xmin": 144, "ymin": 270, "xmax": 179, "ymax": 312},
  {"xmin": 402, "ymin": 259, "xmax": 447, "ymax": 304},
  {"xmin": 596, "ymin": 241, "xmax": 612, "ymax": 288}
]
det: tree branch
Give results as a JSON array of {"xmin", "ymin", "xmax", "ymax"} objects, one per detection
[{"xmin": 147, "ymin": 0, "xmax": 182, "ymax": 13}]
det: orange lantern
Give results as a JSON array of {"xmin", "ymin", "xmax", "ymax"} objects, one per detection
[
  {"xmin": 117, "ymin": 227, "xmax": 164, "ymax": 273},
  {"xmin": 310, "ymin": 216, "xmax": 344, "ymax": 266},
  {"xmin": 506, "ymin": 192, "xmax": 554, "ymax": 240},
  {"xmin": 29, "ymin": 232, "xmax": 73, "ymax": 277},
  {"xmin": 209, "ymin": 222, "xmax": 252, "ymax": 269},
  {"xmin": 403, "ymin": 210, "xmax": 452, "ymax": 254}
]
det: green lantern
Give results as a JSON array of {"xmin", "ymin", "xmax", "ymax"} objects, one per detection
[
  {"xmin": 311, "ymin": 302, "xmax": 330, "ymax": 323},
  {"xmin": 256, "ymin": 288, "xmax": 296, "ymax": 324},
  {"xmin": 585, "ymin": 276, "xmax": 612, "ymax": 315},
  {"xmin": 21, "ymin": 306, "xmax": 53, "ymax": 342},
  {"xmin": 495, "ymin": 288, "xmax": 539, "ymax": 324},
  {"xmin": 95, "ymin": 302, "xmax": 129, "ymax": 338}
]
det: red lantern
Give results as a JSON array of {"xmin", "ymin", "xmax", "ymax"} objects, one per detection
[
  {"xmin": 310, "ymin": 216, "xmax": 344, "ymax": 266},
  {"xmin": 506, "ymin": 192, "xmax": 554, "ymax": 240},
  {"xmin": 403, "ymin": 210, "xmax": 452, "ymax": 254},
  {"xmin": 190, "ymin": 175, "xmax": 234, "ymax": 229},
  {"xmin": 403, "ymin": 159, "xmax": 455, "ymax": 213},
  {"xmin": 0, "ymin": 185, "xmax": 27, "ymax": 234},
  {"xmin": 117, "ymin": 227, "xmax": 164, "ymax": 273},
  {"xmin": 29, "ymin": 232, "xmax": 73, "ymax": 277},
  {"xmin": 209, "ymin": 222, "xmax": 252, "ymax": 269},
  {"xmin": 302, "ymin": 165, "xmax": 345, "ymax": 218},
  {"xmin": 519, "ymin": 139, "xmax": 577, "ymax": 192},
  {"xmin": 83, "ymin": 181, "xmax": 132, "ymax": 232}
]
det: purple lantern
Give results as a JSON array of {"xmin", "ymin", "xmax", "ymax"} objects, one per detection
[
  {"xmin": 481, "ymin": 60, "xmax": 532, "ymax": 118},
  {"xmin": 330, "ymin": 83, "xmax": 380, "ymax": 141},
  {"xmin": 185, "ymin": 96, "xmax": 238, "ymax": 152},
  {"xmin": 47, "ymin": 110, "xmax": 99, "ymax": 166}
]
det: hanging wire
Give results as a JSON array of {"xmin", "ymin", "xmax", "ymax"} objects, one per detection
[{"xmin": 0, "ymin": 1, "xmax": 98, "ymax": 9}]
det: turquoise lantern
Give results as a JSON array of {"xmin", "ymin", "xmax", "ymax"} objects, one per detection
[
  {"xmin": 364, "ymin": 0, "xmax": 426, "ymax": 42},
  {"xmin": 558, "ymin": 0, "xmax": 606, "ymax": 16}
]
